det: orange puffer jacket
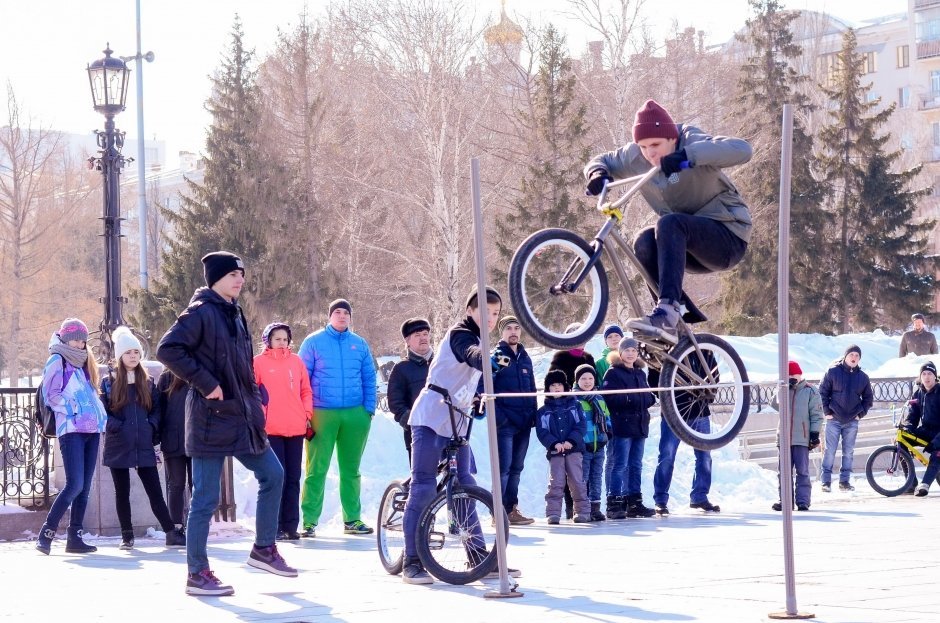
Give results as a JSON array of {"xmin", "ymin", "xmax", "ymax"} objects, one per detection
[{"xmin": 253, "ymin": 347, "xmax": 313, "ymax": 437}]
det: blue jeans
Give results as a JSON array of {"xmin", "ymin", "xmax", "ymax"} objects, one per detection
[
  {"xmin": 43, "ymin": 432, "xmax": 100, "ymax": 531},
  {"xmin": 582, "ymin": 448, "xmax": 605, "ymax": 502},
  {"xmin": 654, "ymin": 417, "xmax": 712, "ymax": 506},
  {"xmin": 187, "ymin": 447, "xmax": 283, "ymax": 574},
  {"xmin": 605, "ymin": 442, "xmax": 615, "ymax": 496},
  {"xmin": 608, "ymin": 436, "xmax": 645, "ymax": 497},
  {"xmin": 778, "ymin": 445, "xmax": 811, "ymax": 506},
  {"xmin": 403, "ymin": 426, "xmax": 477, "ymax": 558},
  {"xmin": 821, "ymin": 419, "xmax": 859, "ymax": 485},
  {"xmin": 496, "ymin": 426, "xmax": 530, "ymax": 509}
]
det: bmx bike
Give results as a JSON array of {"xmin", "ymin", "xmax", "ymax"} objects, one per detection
[
  {"xmin": 376, "ymin": 388, "xmax": 508, "ymax": 584},
  {"xmin": 507, "ymin": 167, "xmax": 749, "ymax": 450}
]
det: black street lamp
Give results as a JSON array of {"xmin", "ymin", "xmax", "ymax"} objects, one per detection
[{"xmin": 87, "ymin": 45, "xmax": 131, "ymax": 362}]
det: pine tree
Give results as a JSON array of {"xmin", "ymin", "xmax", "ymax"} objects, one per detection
[
  {"xmin": 721, "ymin": 0, "xmax": 831, "ymax": 335},
  {"xmin": 817, "ymin": 29, "xmax": 936, "ymax": 332},
  {"xmin": 132, "ymin": 17, "xmax": 270, "ymax": 337},
  {"xmin": 494, "ymin": 24, "xmax": 590, "ymax": 295}
]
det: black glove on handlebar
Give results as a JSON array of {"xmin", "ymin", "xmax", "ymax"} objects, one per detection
[
  {"xmin": 660, "ymin": 149, "xmax": 690, "ymax": 176},
  {"xmin": 586, "ymin": 170, "xmax": 612, "ymax": 196},
  {"xmin": 808, "ymin": 431, "xmax": 820, "ymax": 450}
]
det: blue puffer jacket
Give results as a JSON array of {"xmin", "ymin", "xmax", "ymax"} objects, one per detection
[
  {"xmin": 298, "ymin": 324, "xmax": 377, "ymax": 413},
  {"xmin": 819, "ymin": 359, "xmax": 873, "ymax": 424}
]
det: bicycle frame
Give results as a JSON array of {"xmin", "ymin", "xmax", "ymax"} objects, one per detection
[
  {"xmin": 567, "ymin": 167, "xmax": 717, "ymax": 385},
  {"xmin": 894, "ymin": 428, "xmax": 930, "ymax": 467}
]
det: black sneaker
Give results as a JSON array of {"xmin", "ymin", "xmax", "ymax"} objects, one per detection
[
  {"xmin": 166, "ymin": 527, "xmax": 186, "ymax": 548},
  {"xmin": 690, "ymin": 500, "xmax": 720, "ymax": 513},
  {"xmin": 402, "ymin": 556, "xmax": 434, "ymax": 585},
  {"xmin": 915, "ymin": 484, "xmax": 929, "ymax": 497},
  {"xmin": 820, "ymin": 483, "xmax": 831, "ymax": 492},
  {"xmin": 186, "ymin": 569, "xmax": 235, "ymax": 596},
  {"xmin": 838, "ymin": 482, "xmax": 855, "ymax": 492},
  {"xmin": 300, "ymin": 525, "xmax": 316, "ymax": 538},
  {"xmin": 654, "ymin": 504, "xmax": 669, "ymax": 517},
  {"xmin": 771, "ymin": 502, "xmax": 783, "ymax": 512},
  {"xmin": 796, "ymin": 503, "xmax": 810, "ymax": 511}
]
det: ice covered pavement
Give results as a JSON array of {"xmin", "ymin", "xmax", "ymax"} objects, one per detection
[{"xmin": 2, "ymin": 491, "xmax": 937, "ymax": 622}]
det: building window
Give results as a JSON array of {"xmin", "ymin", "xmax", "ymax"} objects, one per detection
[
  {"xmin": 862, "ymin": 51, "xmax": 877, "ymax": 74},
  {"xmin": 818, "ymin": 53, "xmax": 839, "ymax": 86},
  {"xmin": 933, "ymin": 122, "xmax": 940, "ymax": 146},
  {"xmin": 899, "ymin": 86, "xmax": 911, "ymax": 108},
  {"xmin": 932, "ymin": 70, "xmax": 940, "ymax": 94},
  {"xmin": 897, "ymin": 45, "xmax": 910, "ymax": 68}
]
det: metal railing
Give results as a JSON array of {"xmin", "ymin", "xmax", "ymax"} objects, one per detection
[
  {"xmin": 0, "ymin": 388, "xmax": 54, "ymax": 509},
  {"xmin": 740, "ymin": 377, "xmax": 915, "ymax": 411}
]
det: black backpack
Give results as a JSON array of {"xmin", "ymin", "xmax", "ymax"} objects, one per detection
[{"xmin": 34, "ymin": 356, "xmax": 66, "ymax": 439}]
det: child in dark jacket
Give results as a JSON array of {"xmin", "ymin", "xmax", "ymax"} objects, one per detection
[
  {"xmin": 536, "ymin": 370, "xmax": 591, "ymax": 524},
  {"xmin": 575, "ymin": 364, "xmax": 612, "ymax": 521},
  {"xmin": 602, "ymin": 337, "xmax": 657, "ymax": 519},
  {"xmin": 102, "ymin": 327, "xmax": 185, "ymax": 549}
]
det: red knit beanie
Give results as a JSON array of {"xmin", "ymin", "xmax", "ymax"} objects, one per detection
[
  {"xmin": 633, "ymin": 99, "xmax": 679, "ymax": 142},
  {"xmin": 788, "ymin": 361, "xmax": 803, "ymax": 376}
]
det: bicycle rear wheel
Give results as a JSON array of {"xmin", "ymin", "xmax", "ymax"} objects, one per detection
[
  {"xmin": 376, "ymin": 480, "xmax": 408, "ymax": 575},
  {"xmin": 508, "ymin": 228, "xmax": 609, "ymax": 350},
  {"xmin": 414, "ymin": 484, "xmax": 505, "ymax": 585},
  {"xmin": 865, "ymin": 445, "xmax": 916, "ymax": 497},
  {"xmin": 658, "ymin": 334, "xmax": 750, "ymax": 451}
]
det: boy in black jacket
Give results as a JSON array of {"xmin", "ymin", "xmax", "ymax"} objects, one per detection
[
  {"xmin": 157, "ymin": 251, "xmax": 296, "ymax": 597},
  {"xmin": 386, "ymin": 317, "xmax": 433, "ymax": 458},
  {"xmin": 902, "ymin": 361, "xmax": 940, "ymax": 496},
  {"xmin": 536, "ymin": 370, "xmax": 591, "ymax": 524}
]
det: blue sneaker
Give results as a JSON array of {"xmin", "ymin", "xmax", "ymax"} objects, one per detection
[{"xmin": 343, "ymin": 520, "xmax": 374, "ymax": 535}]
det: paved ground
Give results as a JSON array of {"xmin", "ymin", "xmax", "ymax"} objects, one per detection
[{"xmin": 2, "ymin": 491, "xmax": 936, "ymax": 622}]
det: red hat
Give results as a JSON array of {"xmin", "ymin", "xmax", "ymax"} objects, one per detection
[
  {"xmin": 788, "ymin": 361, "xmax": 803, "ymax": 376},
  {"xmin": 633, "ymin": 99, "xmax": 679, "ymax": 143}
]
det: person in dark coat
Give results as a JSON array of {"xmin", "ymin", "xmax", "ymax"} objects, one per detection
[
  {"xmin": 157, "ymin": 251, "xmax": 296, "ymax": 597},
  {"xmin": 486, "ymin": 315, "xmax": 538, "ymax": 525},
  {"xmin": 535, "ymin": 370, "xmax": 590, "ymax": 524},
  {"xmin": 602, "ymin": 337, "xmax": 657, "ymax": 518},
  {"xmin": 899, "ymin": 313, "xmax": 938, "ymax": 357},
  {"xmin": 818, "ymin": 345, "xmax": 873, "ymax": 492},
  {"xmin": 157, "ymin": 368, "xmax": 191, "ymax": 535},
  {"xmin": 649, "ymin": 349, "xmax": 721, "ymax": 514},
  {"xmin": 102, "ymin": 327, "xmax": 184, "ymax": 550},
  {"xmin": 386, "ymin": 318, "xmax": 433, "ymax": 458},
  {"xmin": 902, "ymin": 361, "xmax": 940, "ymax": 496},
  {"xmin": 549, "ymin": 322, "xmax": 596, "ymax": 518}
]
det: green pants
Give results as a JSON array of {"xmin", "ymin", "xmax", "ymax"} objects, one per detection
[{"xmin": 301, "ymin": 405, "xmax": 372, "ymax": 526}]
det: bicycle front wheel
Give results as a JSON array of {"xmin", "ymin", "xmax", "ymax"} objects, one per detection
[
  {"xmin": 658, "ymin": 334, "xmax": 750, "ymax": 451},
  {"xmin": 414, "ymin": 484, "xmax": 505, "ymax": 585},
  {"xmin": 508, "ymin": 228, "xmax": 609, "ymax": 350},
  {"xmin": 865, "ymin": 445, "xmax": 916, "ymax": 497},
  {"xmin": 376, "ymin": 480, "xmax": 407, "ymax": 575}
]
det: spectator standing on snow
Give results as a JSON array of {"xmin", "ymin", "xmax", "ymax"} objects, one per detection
[
  {"xmin": 818, "ymin": 345, "xmax": 873, "ymax": 493},
  {"xmin": 386, "ymin": 318, "xmax": 434, "ymax": 459},
  {"xmin": 771, "ymin": 360, "xmax": 822, "ymax": 512}
]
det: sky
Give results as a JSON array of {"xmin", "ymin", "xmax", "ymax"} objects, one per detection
[{"xmin": 0, "ymin": 0, "xmax": 907, "ymax": 169}]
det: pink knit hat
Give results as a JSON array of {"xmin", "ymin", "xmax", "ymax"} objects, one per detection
[{"xmin": 58, "ymin": 318, "xmax": 89, "ymax": 343}]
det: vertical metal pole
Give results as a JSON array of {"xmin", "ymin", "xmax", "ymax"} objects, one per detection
[
  {"xmin": 770, "ymin": 104, "xmax": 811, "ymax": 620},
  {"xmin": 470, "ymin": 158, "xmax": 514, "ymax": 596},
  {"xmin": 134, "ymin": 0, "xmax": 149, "ymax": 290}
]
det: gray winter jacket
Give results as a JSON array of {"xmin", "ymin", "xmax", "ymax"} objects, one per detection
[
  {"xmin": 583, "ymin": 125, "xmax": 753, "ymax": 242},
  {"xmin": 772, "ymin": 380, "xmax": 823, "ymax": 447}
]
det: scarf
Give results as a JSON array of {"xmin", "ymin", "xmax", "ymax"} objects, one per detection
[{"xmin": 50, "ymin": 342, "xmax": 89, "ymax": 369}]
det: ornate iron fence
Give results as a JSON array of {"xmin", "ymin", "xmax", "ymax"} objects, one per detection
[
  {"xmin": 707, "ymin": 378, "xmax": 914, "ymax": 411},
  {"xmin": 0, "ymin": 388, "xmax": 54, "ymax": 508}
]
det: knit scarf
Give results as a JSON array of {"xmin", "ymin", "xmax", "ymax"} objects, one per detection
[{"xmin": 50, "ymin": 342, "xmax": 89, "ymax": 369}]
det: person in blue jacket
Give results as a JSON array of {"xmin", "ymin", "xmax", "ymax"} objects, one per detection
[
  {"xmin": 484, "ymin": 315, "xmax": 538, "ymax": 526},
  {"xmin": 298, "ymin": 298, "xmax": 377, "ymax": 536}
]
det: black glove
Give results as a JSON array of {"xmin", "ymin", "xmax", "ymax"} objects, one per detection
[
  {"xmin": 808, "ymin": 431, "xmax": 820, "ymax": 450},
  {"xmin": 660, "ymin": 149, "xmax": 690, "ymax": 176},
  {"xmin": 304, "ymin": 420, "xmax": 316, "ymax": 441},
  {"xmin": 586, "ymin": 169, "xmax": 612, "ymax": 196}
]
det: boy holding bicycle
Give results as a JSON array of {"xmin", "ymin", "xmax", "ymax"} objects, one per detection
[
  {"xmin": 401, "ymin": 285, "xmax": 512, "ymax": 585},
  {"xmin": 583, "ymin": 99, "xmax": 752, "ymax": 342},
  {"xmin": 902, "ymin": 361, "xmax": 940, "ymax": 496}
]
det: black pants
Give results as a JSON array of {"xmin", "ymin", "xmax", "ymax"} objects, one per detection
[
  {"xmin": 110, "ymin": 466, "xmax": 175, "ymax": 533},
  {"xmin": 634, "ymin": 214, "xmax": 747, "ymax": 308},
  {"xmin": 163, "ymin": 455, "xmax": 192, "ymax": 526},
  {"xmin": 269, "ymin": 435, "xmax": 304, "ymax": 533}
]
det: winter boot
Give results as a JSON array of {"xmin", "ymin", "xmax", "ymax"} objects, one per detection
[
  {"xmin": 507, "ymin": 506, "xmax": 535, "ymax": 526},
  {"xmin": 166, "ymin": 526, "xmax": 187, "ymax": 547},
  {"xmin": 590, "ymin": 502, "xmax": 606, "ymax": 522},
  {"xmin": 606, "ymin": 495, "xmax": 625, "ymax": 520},
  {"xmin": 119, "ymin": 530, "xmax": 135, "ymax": 550},
  {"xmin": 36, "ymin": 525, "xmax": 55, "ymax": 555},
  {"xmin": 626, "ymin": 496, "xmax": 656, "ymax": 518},
  {"xmin": 65, "ymin": 527, "xmax": 97, "ymax": 554}
]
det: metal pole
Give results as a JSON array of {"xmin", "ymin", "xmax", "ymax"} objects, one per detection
[
  {"xmin": 769, "ymin": 105, "xmax": 813, "ymax": 620},
  {"xmin": 134, "ymin": 0, "xmax": 149, "ymax": 289},
  {"xmin": 470, "ymin": 158, "xmax": 520, "ymax": 598},
  {"xmin": 97, "ymin": 113, "xmax": 127, "ymax": 362}
]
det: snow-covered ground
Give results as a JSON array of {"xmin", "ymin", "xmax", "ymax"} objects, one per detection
[{"xmin": 231, "ymin": 330, "xmax": 936, "ymax": 531}]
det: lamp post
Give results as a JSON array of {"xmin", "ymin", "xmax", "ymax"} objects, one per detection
[{"xmin": 87, "ymin": 45, "xmax": 131, "ymax": 362}]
